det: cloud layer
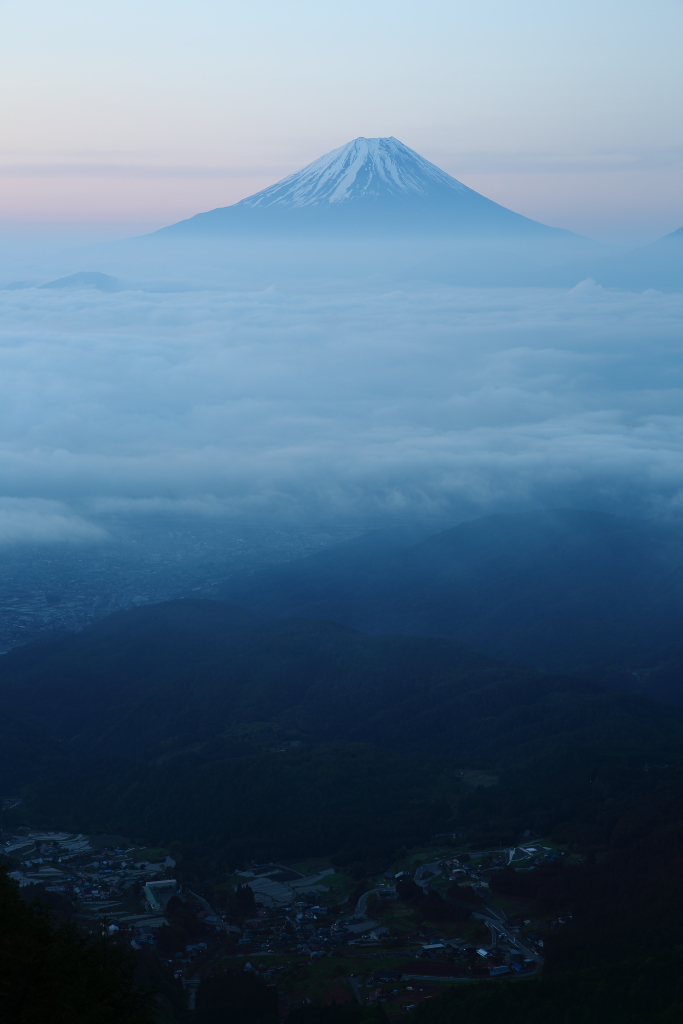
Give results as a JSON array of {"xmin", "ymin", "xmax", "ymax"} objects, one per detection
[
  {"xmin": 0, "ymin": 278, "xmax": 682, "ymax": 540},
  {"xmin": 0, "ymin": 498, "xmax": 105, "ymax": 544}
]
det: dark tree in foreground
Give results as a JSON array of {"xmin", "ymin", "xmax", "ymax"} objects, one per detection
[
  {"xmin": 0, "ymin": 864, "xmax": 153, "ymax": 1024},
  {"xmin": 195, "ymin": 971, "xmax": 278, "ymax": 1024},
  {"xmin": 286, "ymin": 1003, "xmax": 388, "ymax": 1024},
  {"xmin": 230, "ymin": 883, "xmax": 257, "ymax": 920},
  {"xmin": 396, "ymin": 877, "xmax": 470, "ymax": 922},
  {"xmin": 396, "ymin": 877, "xmax": 422, "ymax": 902},
  {"xmin": 155, "ymin": 893, "xmax": 210, "ymax": 956}
]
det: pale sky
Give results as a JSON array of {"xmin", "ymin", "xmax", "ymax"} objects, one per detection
[{"xmin": 1, "ymin": 0, "xmax": 681, "ymax": 243}]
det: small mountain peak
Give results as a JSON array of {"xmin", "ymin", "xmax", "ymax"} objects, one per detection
[
  {"xmin": 236, "ymin": 136, "xmax": 472, "ymax": 209},
  {"xmin": 39, "ymin": 272, "xmax": 121, "ymax": 292}
]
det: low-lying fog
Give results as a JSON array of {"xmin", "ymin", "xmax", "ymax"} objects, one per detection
[{"xmin": 0, "ymin": 271, "xmax": 681, "ymax": 547}]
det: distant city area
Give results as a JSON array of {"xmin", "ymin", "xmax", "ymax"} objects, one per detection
[{"xmin": 0, "ymin": 517, "xmax": 353, "ymax": 651}]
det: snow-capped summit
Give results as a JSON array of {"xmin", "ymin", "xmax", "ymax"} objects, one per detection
[{"xmin": 236, "ymin": 137, "xmax": 473, "ymax": 209}]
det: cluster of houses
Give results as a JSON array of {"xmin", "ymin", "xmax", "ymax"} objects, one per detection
[{"xmin": 2, "ymin": 829, "xmax": 547, "ymax": 1015}]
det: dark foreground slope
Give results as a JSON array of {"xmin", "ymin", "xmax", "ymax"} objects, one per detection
[
  {"xmin": 404, "ymin": 760, "xmax": 683, "ymax": 1023},
  {"xmin": 217, "ymin": 510, "xmax": 683, "ymax": 695},
  {"xmin": 0, "ymin": 865, "xmax": 154, "ymax": 1024},
  {"xmin": 408, "ymin": 956, "xmax": 683, "ymax": 1024}
]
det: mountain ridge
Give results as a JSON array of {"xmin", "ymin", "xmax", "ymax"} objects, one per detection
[
  {"xmin": 549, "ymin": 224, "xmax": 683, "ymax": 291},
  {"xmin": 6, "ymin": 596, "xmax": 683, "ymax": 874},
  {"xmin": 215, "ymin": 509, "xmax": 683, "ymax": 692}
]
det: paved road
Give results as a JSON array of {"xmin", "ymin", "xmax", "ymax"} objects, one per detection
[
  {"xmin": 478, "ymin": 897, "xmax": 538, "ymax": 953},
  {"xmin": 348, "ymin": 975, "xmax": 363, "ymax": 1004},
  {"xmin": 356, "ymin": 863, "xmax": 542, "ymax": 966},
  {"xmin": 420, "ymin": 868, "xmax": 543, "ymax": 966},
  {"xmin": 414, "ymin": 862, "xmax": 442, "ymax": 887},
  {"xmin": 472, "ymin": 909, "xmax": 542, "ymax": 965},
  {"xmin": 414, "ymin": 857, "xmax": 544, "ymax": 965},
  {"xmin": 355, "ymin": 886, "xmax": 395, "ymax": 917}
]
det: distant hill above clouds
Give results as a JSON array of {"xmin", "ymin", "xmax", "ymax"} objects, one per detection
[
  {"xmin": 551, "ymin": 226, "xmax": 683, "ymax": 291},
  {"xmin": 2, "ymin": 272, "xmax": 123, "ymax": 292},
  {"xmin": 39, "ymin": 272, "xmax": 122, "ymax": 292}
]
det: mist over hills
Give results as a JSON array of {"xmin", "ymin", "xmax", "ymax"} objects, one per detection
[
  {"xmin": 39, "ymin": 271, "xmax": 123, "ymax": 292},
  {"xmin": 413, "ymin": 227, "xmax": 683, "ymax": 291},
  {"xmin": 216, "ymin": 509, "xmax": 683, "ymax": 695},
  {"xmin": 0, "ymin": 139, "xmax": 681, "ymax": 1024},
  {"xmin": 551, "ymin": 226, "xmax": 683, "ymax": 292},
  {"xmin": 4, "ymin": 137, "xmax": 679, "ymax": 291},
  {"xmin": 91, "ymin": 137, "xmax": 675, "ymax": 291},
  {"xmin": 0, "ymin": 598, "xmax": 607, "ymax": 759}
]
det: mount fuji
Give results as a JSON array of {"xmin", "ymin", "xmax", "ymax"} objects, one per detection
[
  {"xmin": 238, "ymin": 136, "xmax": 472, "ymax": 209},
  {"xmin": 155, "ymin": 137, "xmax": 594, "ymax": 249}
]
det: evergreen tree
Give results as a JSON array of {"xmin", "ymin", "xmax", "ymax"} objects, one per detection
[
  {"xmin": 0, "ymin": 864, "xmax": 154, "ymax": 1024},
  {"xmin": 195, "ymin": 970, "xmax": 277, "ymax": 1024}
]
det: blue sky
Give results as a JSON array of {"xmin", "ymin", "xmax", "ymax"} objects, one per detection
[{"xmin": 1, "ymin": 0, "xmax": 681, "ymax": 243}]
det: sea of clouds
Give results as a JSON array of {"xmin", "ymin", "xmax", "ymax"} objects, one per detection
[{"xmin": 0, "ymin": 278, "xmax": 681, "ymax": 543}]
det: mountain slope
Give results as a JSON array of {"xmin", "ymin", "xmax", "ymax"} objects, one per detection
[
  {"xmin": 39, "ymin": 271, "xmax": 122, "ymax": 292},
  {"xmin": 0, "ymin": 707, "xmax": 69, "ymax": 794},
  {"xmin": 0, "ymin": 598, "xmax": 595, "ymax": 758},
  {"xmin": 216, "ymin": 510, "xmax": 683, "ymax": 692},
  {"xmin": 236, "ymin": 136, "xmax": 471, "ymax": 208},
  {"xmin": 1, "ymin": 596, "xmax": 680, "ymax": 774},
  {"xmin": 4, "ymin": 597, "xmax": 682, "ymax": 869},
  {"xmin": 552, "ymin": 225, "xmax": 683, "ymax": 291},
  {"xmin": 153, "ymin": 137, "xmax": 595, "ymax": 248}
]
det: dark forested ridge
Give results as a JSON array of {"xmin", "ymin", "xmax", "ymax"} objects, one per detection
[
  {"xmin": 2, "ymin": 596, "xmax": 682, "ymax": 765},
  {"xmin": 0, "ymin": 597, "xmax": 639, "ymax": 759},
  {"xmin": 2, "ymin": 598, "xmax": 683, "ymax": 868},
  {"xmin": 27, "ymin": 738, "xmax": 452, "ymax": 871},
  {"xmin": 216, "ymin": 509, "xmax": 683, "ymax": 696}
]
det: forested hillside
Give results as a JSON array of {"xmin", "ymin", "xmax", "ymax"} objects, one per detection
[
  {"xmin": 1, "ymin": 598, "xmax": 681, "ymax": 874},
  {"xmin": 216, "ymin": 510, "xmax": 683, "ymax": 694}
]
